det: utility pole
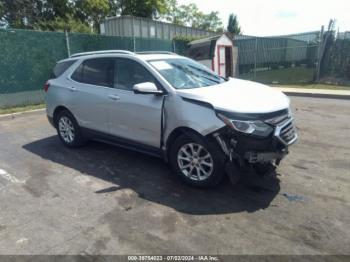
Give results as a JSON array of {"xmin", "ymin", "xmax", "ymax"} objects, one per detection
[
  {"xmin": 132, "ymin": 16, "xmax": 136, "ymax": 52},
  {"xmin": 65, "ymin": 30, "xmax": 71, "ymax": 57},
  {"xmin": 315, "ymin": 26, "xmax": 324, "ymax": 82},
  {"xmin": 253, "ymin": 36, "xmax": 258, "ymax": 80}
]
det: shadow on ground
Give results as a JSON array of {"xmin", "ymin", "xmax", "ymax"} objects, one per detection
[{"xmin": 23, "ymin": 136, "xmax": 281, "ymax": 215}]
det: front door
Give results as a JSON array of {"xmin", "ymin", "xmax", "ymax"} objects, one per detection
[{"xmin": 106, "ymin": 58, "xmax": 164, "ymax": 148}]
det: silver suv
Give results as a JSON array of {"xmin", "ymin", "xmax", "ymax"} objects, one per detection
[{"xmin": 45, "ymin": 50, "xmax": 297, "ymax": 187}]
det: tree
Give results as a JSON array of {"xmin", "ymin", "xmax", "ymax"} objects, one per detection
[
  {"xmin": 0, "ymin": 1, "xmax": 5, "ymax": 27},
  {"xmin": 227, "ymin": 13, "xmax": 241, "ymax": 35},
  {"xmin": 199, "ymin": 11, "xmax": 223, "ymax": 32},
  {"xmin": 74, "ymin": 0, "xmax": 110, "ymax": 33},
  {"xmin": 164, "ymin": 1, "xmax": 223, "ymax": 32},
  {"xmin": 0, "ymin": 0, "xmax": 224, "ymax": 33},
  {"xmin": 164, "ymin": 0, "xmax": 183, "ymax": 25},
  {"xmin": 117, "ymin": 0, "xmax": 168, "ymax": 19},
  {"xmin": 0, "ymin": 0, "xmax": 92, "ymax": 33},
  {"xmin": 40, "ymin": 0, "xmax": 74, "ymax": 21},
  {"xmin": 0, "ymin": 0, "xmax": 43, "ymax": 29},
  {"xmin": 108, "ymin": 0, "xmax": 120, "ymax": 16},
  {"xmin": 35, "ymin": 15, "xmax": 92, "ymax": 33}
]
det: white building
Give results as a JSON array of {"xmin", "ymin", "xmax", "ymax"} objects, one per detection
[{"xmin": 100, "ymin": 15, "xmax": 216, "ymax": 40}]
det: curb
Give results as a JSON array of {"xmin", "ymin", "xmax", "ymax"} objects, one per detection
[
  {"xmin": 0, "ymin": 108, "xmax": 46, "ymax": 121},
  {"xmin": 282, "ymin": 91, "xmax": 350, "ymax": 100}
]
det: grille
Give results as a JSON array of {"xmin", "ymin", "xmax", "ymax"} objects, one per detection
[
  {"xmin": 264, "ymin": 111, "xmax": 289, "ymax": 126},
  {"xmin": 265, "ymin": 109, "xmax": 297, "ymax": 145},
  {"xmin": 280, "ymin": 121, "xmax": 296, "ymax": 143}
]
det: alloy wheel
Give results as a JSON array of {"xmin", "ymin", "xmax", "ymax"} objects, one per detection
[
  {"xmin": 177, "ymin": 143, "xmax": 214, "ymax": 181},
  {"xmin": 58, "ymin": 116, "xmax": 75, "ymax": 143}
]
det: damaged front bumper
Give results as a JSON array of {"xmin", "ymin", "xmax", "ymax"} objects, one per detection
[
  {"xmin": 211, "ymin": 117, "xmax": 298, "ymax": 167},
  {"xmin": 244, "ymin": 151, "xmax": 287, "ymax": 164}
]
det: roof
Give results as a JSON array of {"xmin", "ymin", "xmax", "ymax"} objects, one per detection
[
  {"xmin": 189, "ymin": 34, "xmax": 222, "ymax": 45},
  {"xmin": 58, "ymin": 50, "xmax": 183, "ymax": 63},
  {"xmin": 188, "ymin": 33, "xmax": 234, "ymax": 60},
  {"xmin": 101, "ymin": 15, "xmax": 216, "ymax": 34}
]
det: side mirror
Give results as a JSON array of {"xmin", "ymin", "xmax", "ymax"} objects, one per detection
[{"xmin": 133, "ymin": 82, "xmax": 163, "ymax": 95}]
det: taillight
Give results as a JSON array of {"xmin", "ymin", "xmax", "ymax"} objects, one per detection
[{"xmin": 44, "ymin": 81, "xmax": 50, "ymax": 92}]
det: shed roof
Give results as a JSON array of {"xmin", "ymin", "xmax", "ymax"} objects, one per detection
[{"xmin": 187, "ymin": 33, "xmax": 234, "ymax": 60}]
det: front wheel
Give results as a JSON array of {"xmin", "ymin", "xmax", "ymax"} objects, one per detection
[{"xmin": 169, "ymin": 134, "xmax": 225, "ymax": 188}]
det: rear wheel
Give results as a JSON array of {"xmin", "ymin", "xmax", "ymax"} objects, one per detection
[
  {"xmin": 169, "ymin": 133, "xmax": 225, "ymax": 188},
  {"xmin": 56, "ymin": 110, "xmax": 85, "ymax": 148}
]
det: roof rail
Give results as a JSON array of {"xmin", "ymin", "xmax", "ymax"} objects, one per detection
[
  {"xmin": 70, "ymin": 50, "xmax": 134, "ymax": 58},
  {"xmin": 136, "ymin": 51, "xmax": 177, "ymax": 55}
]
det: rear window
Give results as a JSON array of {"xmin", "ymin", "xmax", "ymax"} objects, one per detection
[{"xmin": 51, "ymin": 60, "xmax": 76, "ymax": 79}]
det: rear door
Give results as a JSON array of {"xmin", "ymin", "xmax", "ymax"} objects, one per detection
[
  {"xmin": 105, "ymin": 58, "xmax": 164, "ymax": 148},
  {"xmin": 68, "ymin": 58, "xmax": 114, "ymax": 133}
]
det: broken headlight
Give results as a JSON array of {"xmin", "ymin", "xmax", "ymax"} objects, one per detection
[{"xmin": 217, "ymin": 112, "xmax": 273, "ymax": 137}]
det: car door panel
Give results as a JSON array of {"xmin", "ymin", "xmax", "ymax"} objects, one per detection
[
  {"xmin": 106, "ymin": 89, "xmax": 163, "ymax": 147},
  {"xmin": 69, "ymin": 82, "xmax": 109, "ymax": 133},
  {"xmin": 68, "ymin": 58, "xmax": 114, "ymax": 133},
  {"xmin": 106, "ymin": 58, "xmax": 163, "ymax": 148}
]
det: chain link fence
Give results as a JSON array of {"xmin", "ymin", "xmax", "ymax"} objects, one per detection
[
  {"xmin": 234, "ymin": 31, "xmax": 320, "ymax": 85},
  {"xmin": 0, "ymin": 28, "xmax": 348, "ymax": 109},
  {"xmin": 320, "ymin": 38, "xmax": 350, "ymax": 85},
  {"xmin": 0, "ymin": 29, "xmax": 67, "ymax": 108},
  {"xmin": 0, "ymin": 28, "xmax": 181, "ymax": 108}
]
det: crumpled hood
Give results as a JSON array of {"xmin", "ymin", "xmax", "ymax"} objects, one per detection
[{"xmin": 176, "ymin": 78, "xmax": 290, "ymax": 113}]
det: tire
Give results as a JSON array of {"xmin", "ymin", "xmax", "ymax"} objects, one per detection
[
  {"xmin": 169, "ymin": 133, "xmax": 226, "ymax": 188},
  {"xmin": 55, "ymin": 110, "xmax": 86, "ymax": 148}
]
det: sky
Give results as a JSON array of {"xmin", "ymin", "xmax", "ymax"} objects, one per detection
[{"xmin": 178, "ymin": 0, "xmax": 350, "ymax": 36}]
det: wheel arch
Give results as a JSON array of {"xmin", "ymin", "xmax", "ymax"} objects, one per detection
[
  {"xmin": 165, "ymin": 126, "xmax": 205, "ymax": 161},
  {"xmin": 53, "ymin": 106, "xmax": 72, "ymax": 127}
]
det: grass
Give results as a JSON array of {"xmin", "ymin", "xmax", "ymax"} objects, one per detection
[
  {"xmin": 240, "ymin": 66, "xmax": 350, "ymax": 90},
  {"xmin": 240, "ymin": 67, "xmax": 315, "ymax": 85},
  {"xmin": 0, "ymin": 103, "xmax": 45, "ymax": 115}
]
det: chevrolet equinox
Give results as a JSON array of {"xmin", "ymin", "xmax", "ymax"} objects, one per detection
[{"xmin": 45, "ymin": 50, "xmax": 297, "ymax": 187}]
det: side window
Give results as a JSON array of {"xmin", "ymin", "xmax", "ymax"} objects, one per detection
[
  {"xmin": 71, "ymin": 63, "xmax": 83, "ymax": 82},
  {"xmin": 71, "ymin": 58, "xmax": 114, "ymax": 88},
  {"xmin": 114, "ymin": 58, "xmax": 158, "ymax": 91},
  {"xmin": 51, "ymin": 60, "xmax": 76, "ymax": 79},
  {"xmin": 83, "ymin": 58, "xmax": 114, "ymax": 87}
]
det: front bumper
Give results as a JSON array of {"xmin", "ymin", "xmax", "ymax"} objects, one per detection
[
  {"xmin": 244, "ymin": 151, "xmax": 287, "ymax": 163},
  {"xmin": 210, "ymin": 117, "xmax": 297, "ymax": 165}
]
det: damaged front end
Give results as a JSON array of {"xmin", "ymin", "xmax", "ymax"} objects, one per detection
[{"xmin": 209, "ymin": 109, "xmax": 298, "ymax": 182}]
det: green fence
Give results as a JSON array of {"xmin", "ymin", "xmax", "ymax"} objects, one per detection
[
  {"xmin": 1, "ymin": 28, "xmax": 348, "ymax": 109},
  {"xmin": 0, "ymin": 29, "xmax": 175, "ymax": 108},
  {"xmin": 320, "ymin": 38, "xmax": 350, "ymax": 84},
  {"xmin": 0, "ymin": 29, "xmax": 68, "ymax": 108},
  {"xmin": 235, "ymin": 31, "xmax": 320, "ymax": 85}
]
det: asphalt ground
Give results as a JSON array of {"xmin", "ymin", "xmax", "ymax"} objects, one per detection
[{"xmin": 0, "ymin": 97, "xmax": 349, "ymax": 255}]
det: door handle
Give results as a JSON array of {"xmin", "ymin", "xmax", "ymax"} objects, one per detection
[
  {"xmin": 108, "ymin": 94, "xmax": 120, "ymax": 101},
  {"xmin": 69, "ymin": 86, "xmax": 76, "ymax": 92}
]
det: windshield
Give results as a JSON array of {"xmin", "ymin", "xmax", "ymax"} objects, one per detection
[{"xmin": 148, "ymin": 58, "xmax": 226, "ymax": 89}]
